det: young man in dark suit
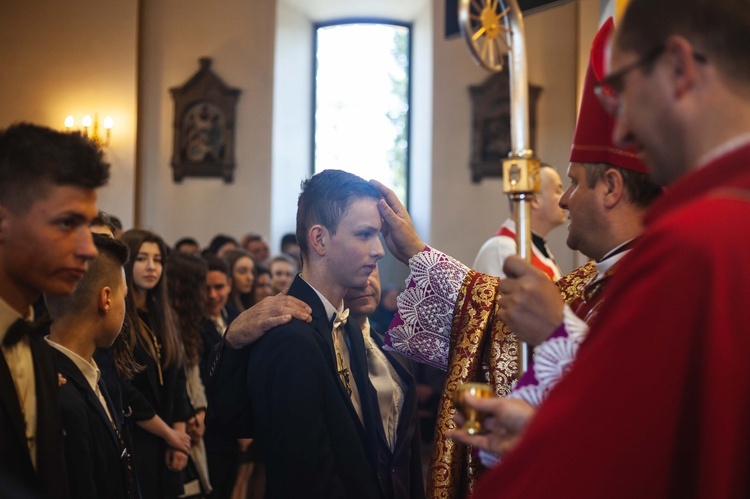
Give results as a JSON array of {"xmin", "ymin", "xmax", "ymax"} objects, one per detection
[
  {"xmin": 0, "ymin": 123, "xmax": 109, "ymax": 498},
  {"xmin": 45, "ymin": 234, "xmax": 137, "ymax": 499},
  {"xmin": 209, "ymin": 169, "xmax": 400, "ymax": 498},
  {"xmin": 208, "ymin": 256, "xmax": 426, "ymax": 498},
  {"xmin": 252, "ymin": 169, "xmax": 386, "ymax": 498},
  {"xmin": 212, "ymin": 264, "xmax": 427, "ymax": 498}
]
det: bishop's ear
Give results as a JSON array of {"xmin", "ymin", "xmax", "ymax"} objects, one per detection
[{"xmin": 602, "ymin": 168, "xmax": 625, "ymax": 209}]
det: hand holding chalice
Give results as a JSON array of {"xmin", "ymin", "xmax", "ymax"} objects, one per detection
[{"xmin": 452, "ymin": 382, "xmax": 494, "ymax": 435}]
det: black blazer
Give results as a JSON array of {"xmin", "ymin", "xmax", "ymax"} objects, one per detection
[
  {"xmin": 204, "ymin": 333, "xmax": 253, "ymax": 442},
  {"xmin": 199, "ymin": 306, "xmax": 239, "ymax": 390},
  {"xmin": 52, "ymin": 349, "xmax": 135, "ymax": 499},
  {"xmin": 369, "ymin": 331, "xmax": 424, "ymax": 499},
  {"xmin": 199, "ymin": 312, "xmax": 242, "ymax": 455},
  {"xmin": 0, "ymin": 330, "xmax": 68, "ymax": 499},
  {"xmin": 208, "ymin": 276, "xmax": 383, "ymax": 499}
]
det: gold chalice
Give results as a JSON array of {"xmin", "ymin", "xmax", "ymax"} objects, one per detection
[{"xmin": 452, "ymin": 382, "xmax": 495, "ymax": 435}]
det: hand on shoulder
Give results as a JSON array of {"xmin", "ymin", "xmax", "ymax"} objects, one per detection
[{"xmin": 225, "ymin": 291, "xmax": 312, "ymax": 349}]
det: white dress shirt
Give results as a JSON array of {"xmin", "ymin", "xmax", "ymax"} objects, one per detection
[
  {"xmin": 362, "ymin": 319, "xmax": 405, "ymax": 452},
  {"xmin": 308, "ymin": 281, "xmax": 364, "ymax": 424}
]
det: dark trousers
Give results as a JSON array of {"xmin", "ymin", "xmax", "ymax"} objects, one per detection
[{"xmin": 207, "ymin": 450, "xmax": 239, "ymax": 499}]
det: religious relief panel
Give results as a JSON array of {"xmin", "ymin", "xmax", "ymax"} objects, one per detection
[
  {"xmin": 468, "ymin": 71, "xmax": 541, "ymax": 182},
  {"xmin": 170, "ymin": 58, "xmax": 241, "ymax": 183}
]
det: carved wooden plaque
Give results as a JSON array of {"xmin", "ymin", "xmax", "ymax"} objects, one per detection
[
  {"xmin": 468, "ymin": 70, "xmax": 541, "ymax": 182},
  {"xmin": 170, "ymin": 58, "xmax": 241, "ymax": 183}
]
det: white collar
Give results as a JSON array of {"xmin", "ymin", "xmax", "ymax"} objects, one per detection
[
  {"xmin": 45, "ymin": 337, "xmax": 101, "ymax": 392},
  {"xmin": 360, "ymin": 318, "xmax": 371, "ymax": 341},
  {"xmin": 593, "ymin": 239, "xmax": 634, "ymax": 282},
  {"xmin": 301, "ymin": 276, "xmax": 345, "ymax": 324}
]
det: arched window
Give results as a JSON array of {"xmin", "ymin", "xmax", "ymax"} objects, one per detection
[{"xmin": 313, "ymin": 20, "xmax": 411, "ymax": 207}]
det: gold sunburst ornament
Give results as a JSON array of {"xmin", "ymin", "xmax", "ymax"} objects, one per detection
[{"xmin": 459, "ymin": 0, "xmax": 511, "ymax": 72}]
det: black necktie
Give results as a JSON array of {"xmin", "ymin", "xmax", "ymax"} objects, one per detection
[{"xmin": 3, "ymin": 319, "xmax": 34, "ymax": 347}]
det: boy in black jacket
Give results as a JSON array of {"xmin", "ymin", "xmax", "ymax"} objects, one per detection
[{"xmin": 45, "ymin": 234, "xmax": 142, "ymax": 499}]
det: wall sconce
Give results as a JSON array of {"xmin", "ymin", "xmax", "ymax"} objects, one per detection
[{"xmin": 64, "ymin": 114, "xmax": 113, "ymax": 147}]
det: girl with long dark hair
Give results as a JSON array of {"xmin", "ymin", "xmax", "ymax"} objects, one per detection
[{"xmin": 120, "ymin": 229, "xmax": 191, "ymax": 498}]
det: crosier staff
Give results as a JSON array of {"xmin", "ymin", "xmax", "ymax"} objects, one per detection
[{"xmin": 459, "ymin": 0, "xmax": 538, "ymax": 375}]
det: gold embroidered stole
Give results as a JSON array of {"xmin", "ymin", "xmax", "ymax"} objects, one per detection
[{"xmin": 426, "ymin": 262, "xmax": 597, "ymax": 498}]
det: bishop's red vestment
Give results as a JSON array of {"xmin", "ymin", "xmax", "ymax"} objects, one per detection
[{"xmin": 474, "ymin": 139, "xmax": 750, "ymax": 498}]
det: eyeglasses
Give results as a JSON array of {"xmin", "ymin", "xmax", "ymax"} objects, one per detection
[
  {"xmin": 594, "ymin": 45, "xmax": 708, "ymax": 116},
  {"xmin": 593, "ymin": 45, "xmax": 666, "ymax": 116}
]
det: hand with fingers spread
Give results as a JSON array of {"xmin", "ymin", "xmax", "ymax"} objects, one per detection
[
  {"xmin": 370, "ymin": 179, "xmax": 425, "ymax": 263},
  {"xmin": 447, "ymin": 395, "xmax": 536, "ymax": 458},
  {"xmin": 498, "ymin": 256, "xmax": 565, "ymax": 346},
  {"xmin": 225, "ymin": 291, "xmax": 312, "ymax": 349}
]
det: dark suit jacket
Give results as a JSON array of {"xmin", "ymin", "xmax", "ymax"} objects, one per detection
[
  {"xmin": 198, "ymin": 306, "xmax": 238, "ymax": 389},
  {"xmin": 369, "ymin": 331, "xmax": 424, "ymax": 499},
  {"xmin": 200, "ymin": 311, "xmax": 242, "ymax": 455},
  {"xmin": 204, "ymin": 336, "xmax": 253, "ymax": 442},
  {"xmin": 208, "ymin": 276, "xmax": 383, "ymax": 499},
  {"xmin": 93, "ymin": 347, "xmax": 124, "ymax": 425},
  {"xmin": 0, "ymin": 328, "xmax": 68, "ymax": 499},
  {"xmin": 52, "ymin": 349, "xmax": 135, "ymax": 499}
]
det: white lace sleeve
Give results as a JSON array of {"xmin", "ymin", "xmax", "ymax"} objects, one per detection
[
  {"xmin": 383, "ymin": 247, "xmax": 470, "ymax": 370},
  {"xmin": 506, "ymin": 304, "xmax": 590, "ymax": 408},
  {"xmin": 561, "ymin": 304, "xmax": 589, "ymax": 342}
]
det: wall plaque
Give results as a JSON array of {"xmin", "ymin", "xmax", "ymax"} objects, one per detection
[
  {"xmin": 170, "ymin": 58, "xmax": 241, "ymax": 183},
  {"xmin": 469, "ymin": 70, "xmax": 541, "ymax": 182}
]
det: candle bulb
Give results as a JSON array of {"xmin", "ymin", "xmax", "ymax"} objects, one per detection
[
  {"xmin": 103, "ymin": 116, "xmax": 113, "ymax": 146},
  {"xmin": 64, "ymin": 116, "xmax": 74, "ymax": 129},
  {"xmin": 81, "ymin": 115, "xmax": 92, "ymax": 137}
]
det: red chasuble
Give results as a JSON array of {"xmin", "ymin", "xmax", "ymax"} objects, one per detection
[
  {"xmin": 426, "ymin": 264, "xmax": 597, "ymax": 498},
  {"xmin": 473, "ymin": 142, "xmax": 750, "ymax": 498}
]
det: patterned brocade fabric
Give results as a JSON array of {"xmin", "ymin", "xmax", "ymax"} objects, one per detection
[
  {"xmin": 384, "ymin": 247, "xmax": 515, "ymax": 497},
  {"xmin": 427, "ymin": 262, "xmax": 599, "ymax": 498},
  {"xmin": 385, "ymin": 248, "xmax": 469, "ymax": 370},
  {"xmin": 426, "ymin": 269, "xmax": 519, "ymax": 499},
  {"xmin": 385, "ymin": 249, "xmax": 599, "ymax": 498}
]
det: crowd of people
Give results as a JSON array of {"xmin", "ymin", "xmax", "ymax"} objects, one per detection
[
  {"xmin": 0, "ymin": 124, "xmax": 422, "ymax": 498},
  {"xmin": 0, "ymin": 129, "xmax": 364, "ymax": 499},
  {"xmin": 96, "ymin": 223, "xmax": 307, "ymax": 497},
  {"xmin": 2, "ymin": 0, "xmax": 750, "ymax": 497}
]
